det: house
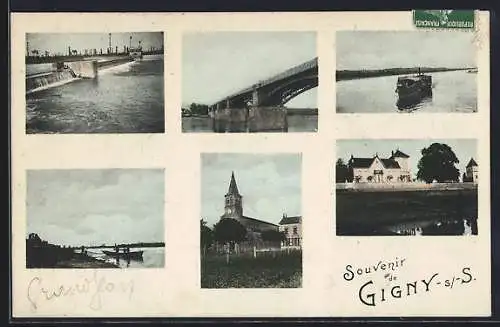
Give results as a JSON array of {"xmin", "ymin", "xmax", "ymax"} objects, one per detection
[
  {"xmin": 278, "ymin": 214, "xmax": 302, "ymax": 249},
  {"xmin": 464, "ymin": 158, "xmax": 478, "ymax": 183},
  {"xmin": 348, "ymin": 149, "xmax": 412, "ymax": 183}
]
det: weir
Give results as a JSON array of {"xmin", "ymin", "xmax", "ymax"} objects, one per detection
[{"xmin": 25, "ymin": 57, "xmax": 134, "ymax": 94}]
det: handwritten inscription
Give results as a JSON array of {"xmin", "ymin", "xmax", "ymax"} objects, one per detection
[
  {"xmin": 357, "ymin": 267, "xmax": 474, "ymax": 307},
  {"xmin": 27, "ymin": 271, "xmax": 134, "ymax": 311}
]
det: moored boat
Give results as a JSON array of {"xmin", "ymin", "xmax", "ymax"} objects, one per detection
[{"xmin": 102, "ymin": 249, "xmax": 144, "ymax": 261}]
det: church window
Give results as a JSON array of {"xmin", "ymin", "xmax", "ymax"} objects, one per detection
[
  {"xmin": 387, "ymin": 175, "xmax": 393, "ymax": 182},
  {"xmin": 284, "ymin": 227, "xmax": 289, "ymax": 234},
  {"xmin": 293, "ymin": 226, "xmax": 298, "ymax": 235},
  {"xmin": 367, "ymin": 176, "xmax": 373, "ymax": 182}
]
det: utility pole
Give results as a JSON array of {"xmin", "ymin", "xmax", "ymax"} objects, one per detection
[
  {"xmin": 26, "ymin": 41, "xmax": 29, "ymax": 57},
  {"xmin": 129, "ymin": 35, "xmax": 132, "ymax": 49},
  {"xmin": 108, "ymin": 33, "xmax": 112, "ymax": 53}
]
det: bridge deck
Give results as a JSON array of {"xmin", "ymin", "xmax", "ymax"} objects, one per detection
[{"xmin": 213, "ymin": 57, "xmax": 318, "ymax": 105}]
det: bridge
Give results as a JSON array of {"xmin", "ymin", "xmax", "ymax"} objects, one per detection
[{"xmin": 211, "ymin": 57, "xmax": 318, "ymax": 111}]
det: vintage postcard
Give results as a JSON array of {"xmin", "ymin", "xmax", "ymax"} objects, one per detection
[{"xmin": 10, "ymin": 11, "xmax": 491, "ymax": 318}]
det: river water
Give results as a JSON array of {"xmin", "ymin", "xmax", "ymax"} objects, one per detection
[
  {"xmin": 85, "ymin": 247, "xmax": 165, "ymax": 268},
  {"xmin": 182, "ymin": 114, "xmax": 318, "ymax": 133},
  {"xmin": 26, "ymin": 56, "xmax": 164, "ymax": 134},
  {"xmin": 337, "ymin": 70, "xmax": 477, "ymax": 113}
]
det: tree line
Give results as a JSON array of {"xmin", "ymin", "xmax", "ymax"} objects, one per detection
[{"xmin": 336, "ymin": 142, "xmax": 466, "ymax": 183}]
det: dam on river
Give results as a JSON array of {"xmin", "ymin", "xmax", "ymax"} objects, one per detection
[
  {"xmin": 26, "ymin": 54, "xmax": 165, "ymax": 134},
  {"xmin": 26, "ymin": 56, "xmax": 135, "ymax": 94}
]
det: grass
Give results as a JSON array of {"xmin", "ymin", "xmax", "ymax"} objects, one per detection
[
  {"xmin": 201, "ymin": 250, "xmax": 302, "ymax": 288},
  {"xmin": 336, "ymin": 188, "xmax": 478, "ymax": 235}
]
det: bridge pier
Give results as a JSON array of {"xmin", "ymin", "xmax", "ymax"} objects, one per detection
[{"xmin": 212, "ymin": 106, "xmax": 288, "ymax": 133}]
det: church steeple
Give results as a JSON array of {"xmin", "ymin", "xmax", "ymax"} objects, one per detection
[
  {"xmin": 222, "ymin": 171, "xmax": 243, "ymax": 219},
  {"xmin": 226, "ymin": 171, "xmax": 240, "ymax": 196}
]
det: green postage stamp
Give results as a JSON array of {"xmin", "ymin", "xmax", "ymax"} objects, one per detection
[{"xmin": 413, "ymin": 10, "xmax": 475, "ymax": 29}]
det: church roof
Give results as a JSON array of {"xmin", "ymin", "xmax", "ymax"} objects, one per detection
[
  {"xmin": 242, "ymin": 215, "xmax": 279, "ymax": 227},
  {"xmin": 279, "ymin": 216, "xmax": 302, "ymax": 225},
  {"xmin": 466, "ymin": 158, "xmax": 478, "ymax": 167},
  {"xmin": 226, "ymin": 171, "xmax": 240, "ymax": 195},
  {"xmin": 391, "ymin": 149, "xmax": 410, "ymax": 158}
]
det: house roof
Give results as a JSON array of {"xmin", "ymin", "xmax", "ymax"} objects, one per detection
[
  {"xmin": 466, "ymin": 158, "xmax": 478, "ymax": 168},
  {"xmin": 381, "ymin": 159, "xmax": 401, "ymax": 169},
  {"xmin": 279, "ymin": 216, "xmax": 302, "ymax": 225},
  {"xmin": 391, "ymin": 149, "xmax": 410, "ymax": 158},
  {"xmin": 349, "ymin": 157, "xmax": 400, "ymax": 169},
  {"xmin": 349, "ymin": 157, "xmax": 375, "ymax": 168}
]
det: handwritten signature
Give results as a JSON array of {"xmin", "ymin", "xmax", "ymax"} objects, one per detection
[{"xmin": 27, "ymin": 271, "xmax": 134, "ymax": 311}]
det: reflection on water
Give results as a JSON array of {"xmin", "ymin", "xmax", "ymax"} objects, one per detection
[
  {"xmin": 378, "ymin": 217, "xmax": 477, "ymax": 236},
  {"xmin": 85, "ymin": 247, "xmax": 165, "ymax": 268},
  {"xmin": 182, "ymin": 114, "xmax": 318, "ymax": 133},
  {"xmin": 26, "ymin": 57, "xmax": 164, "ymax": 134},
  {"xmin": 337, "ymin": 71, "xmax": 477, "ymax": 113},
  {"xmin": 396, "ymin": 91, "xmax": 433, "ymax": 112}
]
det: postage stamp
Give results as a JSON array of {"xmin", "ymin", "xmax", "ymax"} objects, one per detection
[{"xmin": 413, "ymin": 10, "xmax": 475, "ymax": 29}]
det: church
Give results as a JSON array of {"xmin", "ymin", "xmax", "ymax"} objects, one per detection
[
  {"xmin": 220, "ymin": 171, "xmax": 279, "ymax": 235},
  {"xmin": 348, "ymin": 149, "xmax": 412, "ymax": 183}
]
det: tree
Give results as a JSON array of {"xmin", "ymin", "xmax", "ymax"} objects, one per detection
[
  {"xmin": 189, "ymin": 103, "xmax": 210, "ymax": 116},
  {"xmin": 416, "ymin": 143, "xmax": 460, "ymax": 183},
  {"xmin": 200, "ymin": 219, "xmax": 213, "ymax": 255},
  {"xmin": 213, "ymin": 218, "xmax": 247, "ymax": 251},
  {"xmin": 335, "ymin": 159, "xmax": 351, "ymax": 183},
  {"xmin": 261, "ymin": 230, "xmax": 286, "ymax": 243}
]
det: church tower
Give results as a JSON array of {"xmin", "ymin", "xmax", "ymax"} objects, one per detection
[{"xmin": 222, "ymin": 171, "xmax": 243, "ymax": 219}]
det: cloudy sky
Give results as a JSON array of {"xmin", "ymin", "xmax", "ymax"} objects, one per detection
[
  {"xmin": 26, "ymin": 169, "xmax": 164, "ymax": 247},
  {"xmin": 27, "ymin": 32, "xmax": 163, "ymax": 56},
  {"xmin": 336, "ymin": 139, "xmax": 477, "ymax": 179},
  {"xmin": 201, "ymin": 153, "xmax": 302, "ymax": 228},
  {"xmin": 182, "ymin": 31, "xmax": 317, "ymax": 108},
  {"xmin": 336, "ymin": 31, "xmax": 476, "ymax": 70}
]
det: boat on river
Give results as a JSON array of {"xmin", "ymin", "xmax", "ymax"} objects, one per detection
[
  {"xmin": 102, "ymin": 249, "xmax": 144, "ymax": 261},
  {"xmin": 395, "ymin": 70, "xmax": 433, "ymax": 109}
]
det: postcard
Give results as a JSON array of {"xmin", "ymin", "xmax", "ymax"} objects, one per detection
[{"xmin": 10, "ymin": 10, "xmax": 491, "ymax": 318}]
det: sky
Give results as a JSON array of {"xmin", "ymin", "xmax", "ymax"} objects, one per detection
[
  {"xmin": 336, "ymin": 31, "xmax": 476, "ymax": 70},
  {"xmin": 182, "ymin": 31, "xmax": 317, "ymax": 108},
  {"xmin": 26, "ymin": 32, "xmax": 164, "ymax": 56},
  {"xmin": 201, "ymin": 153, "xmax": 302, "ymax": 228},
  {"xmin": 26, "ymin": 169, "xmax": 164, "ymax": 247},
  {"xmin": 336, "ymin": 139, "xmax": 477, "ymax": 179}
]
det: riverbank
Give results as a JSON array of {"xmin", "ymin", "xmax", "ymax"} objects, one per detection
[
  {"xmin": 336, "ymin": 67, "xmax": 473, "ymax": 81},
  {"xmin": 336, "ymin": 182, "xmax": 477, "ymax": 192},
  {"xmin": 53, "ymin": 253, "xmax": 119, "ymax": 268}
]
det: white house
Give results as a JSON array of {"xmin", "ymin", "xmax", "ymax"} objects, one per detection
[{"xmin": 348, "ymin": 149, "xmax": 412, "ymax": 183}]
